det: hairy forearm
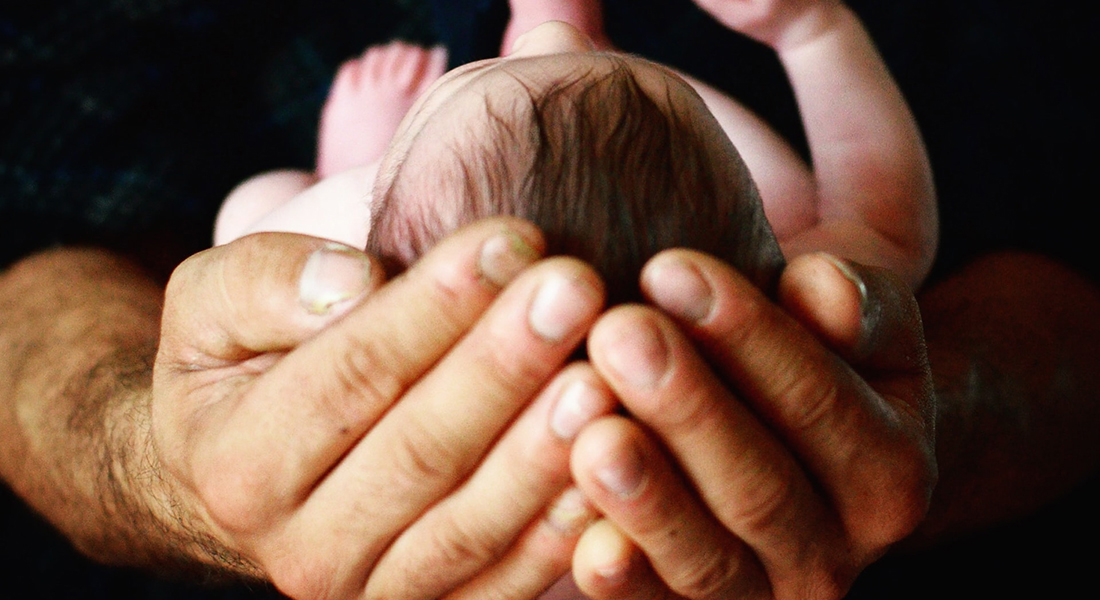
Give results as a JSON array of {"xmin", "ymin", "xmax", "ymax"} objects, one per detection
[
  {"xmin": 0, "ymin": 248, "xmax": 230, "ymax": 578},
  {"xmin": 905, "ymin": 252, "xmax": 1100, "ymax": 546}
]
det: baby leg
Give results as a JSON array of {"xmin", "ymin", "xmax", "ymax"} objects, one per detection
[
  {"xmin": 501, "ymin": 0, "xmax": 613, "ymax": 55},
  {"xmin": 316, "ymin": 42, "xmax": 447, "ymax": 178}
]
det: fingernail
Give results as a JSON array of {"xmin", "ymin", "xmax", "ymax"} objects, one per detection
[
  {"xmin": 546, "ymin": 487, "xmax": 595, "ymax": 534},
  {"xmin": 596, "ymin": 442, "xmax": 646, "ymax": 499},
  {"xmin": 528, "ymin": 275, "xmax": 599, "ymax": 343},
  {"xmin": 478, "ymin": 229, "xmax": 540, "ymax": 287},
  {"xmin": 299, "ymin": 243, "xmax": 372, "ymax": 315},
  {"xmin": 550, "ymin": 380, "xmax": 605, "ymax": 440},
  {"xmin": 643, "ymin": 257, "xmax": 715, "ymax": 324},
  {"xmin": 584, "ymin": 520, "xmax": 634, "ymax": 586},
  {"xmin": 820, "ymin": 253, "xmax": 869, "ymax": 317},
  {"xmin": 602, "ymin": 318, "xmax": 669, "ymax": 390}
]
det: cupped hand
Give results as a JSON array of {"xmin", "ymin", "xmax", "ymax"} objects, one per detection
[
  {"xmin": 568, "ymin": 251, "xmax": 936, "ymax": 600},
  {"xmin": 151, "ymin": 218, "xmax": 613, "ymax": 599}
]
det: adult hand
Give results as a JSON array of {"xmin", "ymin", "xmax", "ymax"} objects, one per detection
[
  {"xmin": 568, "ymin": 251, "xmax": 936, "ymax": 600},
  {"xmin": 151, "ymin": 218, "xmax": 614, "ymax": 599}
]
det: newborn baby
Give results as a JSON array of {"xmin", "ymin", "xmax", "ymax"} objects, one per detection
[
  {"xmin": 216, "ymin": 2, "xmax": 936, "ymax": 294},
  {"xmin": 216, "ymin": 21, "xmax": 788, "ymax": 303}
]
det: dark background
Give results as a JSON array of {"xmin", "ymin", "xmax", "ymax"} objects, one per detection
[{"xmin": 2, "ymin": 0, "xmax": 1097, "ymax": 597}]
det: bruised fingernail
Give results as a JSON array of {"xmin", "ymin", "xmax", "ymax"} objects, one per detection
[
  {"xmin": 478, "ymin": 229, "xmax": 540, "ymax": 287},
  {"xmin": 529, "ymin": 275, "xmax": 600, "ymax": 343},
  {"xmin": 820, "ymin": 253, "xmax": 869, "ymax": 316},
  {"xmin": 546, "ymin": 487, "xmax": 596, "ymax": 534},
  {"xmin": 644, "ymin": 257, "xmax": 715, "ymax": 324},
  {"xmin": 596, "ymin": 441, "xmax": 646, "ymax": 499},
  {"xmin": 550, "ymin": 379, "xmax": 606, "ymax": 441},
  {"xmin": 299, "ymin": 243, "xmax": 372, "ymax": 315},
  {"xmin": 602, "ymin": 317, "xmax": 669, "ymax": 389}
]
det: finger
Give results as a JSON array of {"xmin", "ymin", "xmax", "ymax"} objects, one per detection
[
  {"xmin": 374, "ymin": 364, "xmax": 615, "ymax": 598},
  {"xmin": 443, "ymin": 487, "xmax": 596, "ymax": 600},
  {"xmin": 641, "ymin": 250, "xmax": 935, "ymax": 551},
  {"xmin": 572, "ymin": 415, "xmax": 777, "ymax": 600},
  {"xmin": 180, "ymin": 220, "xmax": 545, "ymax": 546},
  {"xmin": 290, "ymin": 256, "xmax": 604, "ymax": 598},
  {"xmin": 778, "ymin": 252, "xmax": 928, "ymax": 375},
  {"xmin": 778, "ymin": 253, "xmax": 934, "ymax": 438},
  {"xmin": 584, "ymin": 305, "xmax": 843, "ymax": 598},
  {"xmin": 159, "ymin": 233, "xmax": 382, "ymax": 366},
  {"xmin": 573, "ymin": 519, "xmax": 671, "ymax": 600}
]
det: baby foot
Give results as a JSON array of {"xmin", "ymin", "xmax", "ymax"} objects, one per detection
[
  {"xmin": 501, "ymin": 0, "xmax": 613, "ymax": 56},
  {"xmin": 316, "ymin": 42, "xmax": 447, "ymax": 178}
]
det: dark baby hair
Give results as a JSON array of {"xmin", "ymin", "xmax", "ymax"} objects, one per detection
[{"xmin": 367, "ymin": 56, "xmax": 784, "ymax": 305}]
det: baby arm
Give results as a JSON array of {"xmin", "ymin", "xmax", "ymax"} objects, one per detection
[
  {"xmin": 213, "ymin": 169, "xmax": 317, "ymax": 246},
  {"xmin": 213, "ymin": 165, "xmax": 376, "ymax": 249},
  {"xmin": 694, "ymin": 0, "xmax": 937, "ymax": 289}
]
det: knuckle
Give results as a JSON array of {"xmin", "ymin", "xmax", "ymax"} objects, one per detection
[
  {"xmin": 480, "ymin": 333, "xmax": 554, "ymax": 397},
  {"xmin": 716, "ymin": 290, "xmax": 775, "ymax": 350},
  {"xmin": 324, "ymin": 336, "xmax": 405, "ymax": 426},
  {"xmin": 517, "ymin": 429, "xmax": 567, "ymax": 483},
  {"xmin": 727, "ymin": 461, "xmax": 801, "ymax": 536},
  {"xmin": 390, "ymin": 416, "xmax": 463, "ymax": 487},
  {"xmin": 424, "ymin": 509, "xmax": 500, "ymax": 573},
  {"xmin": 670, "ymin": 550, "xmax": 742, "ymax": 599},
  {"xmin": 396, "ymin": 255, "xmax": 487, "ymax": 341},
  {"xmin": 714, "ymin": 284, "xmax": 850, "ymax": 434},
  {"xmin": 648, "ymin": 380, "xmax": 726, "ymax": 434},
  {"xmin": 786, "ymin": 378, "xmax": 843, "ymax": 433},
  {"xmin": 423, "ymin": 254, "xmax": 474, "ymax": 311},
  {"xmin": 507, "ymin": 437, "xmax": 571, "ymax": 502},
  {"xmin": 364, "ymin": 508, "xmax": 509, "ymax": 600}
]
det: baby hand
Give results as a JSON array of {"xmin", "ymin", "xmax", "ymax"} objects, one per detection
[{"xmin": 692, "ymin": 0, "xmax": 842, "ymax": 49}]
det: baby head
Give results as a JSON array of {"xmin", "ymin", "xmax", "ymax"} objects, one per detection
[{"xmin": 367, "ymin": 22, "xmax": 785, "ymax": 304}]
